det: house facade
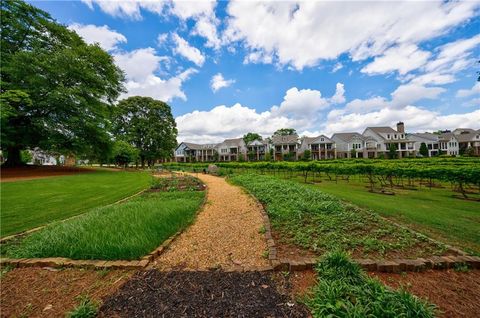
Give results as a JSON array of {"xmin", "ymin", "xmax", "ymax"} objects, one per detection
[
  {"xmin": 438, "ymin": 133, "xmax": 460, "ymax": 156},
  {"xmin": 453, "ymin": 128, "xmax": 480, "ymax": 156},
  {"xmin": 407, "ymin": 133, "xmax": 439, "ymax": 157},
  {"xmin": 299, "ymin": 135, "xmax": 336, "ymax": 159},
  {"xmin": 216, "ymin": 138, "xmax": 247, "ymax": 161},
  {"xmin": 363, "ymin": 122, "xmax": 416, "ymax": 158},
  {"xmin": 174, "ymin": 142, "xmax": 217, "ymax": 162},
  {"xmin": 331, "ymin": 132, "xmax": 371, "ymax": 158},
  {"xmin": 271, "ymin": 135, "xmax": 300, "ymax": 160},
  {"xmin": 246, "ymin": 139, "xmax": 270, "ymax": 161}
]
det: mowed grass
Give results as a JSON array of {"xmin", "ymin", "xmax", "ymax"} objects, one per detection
[
  {"xmin": 1, "ymin": 169, "xmax": 151, "ymax": 237},
  {"xmin": 305, "ymin": 177, "xmax": 480, "ymax": 255},
  {"xmin": 7, "ymin": 191, "xmax": 205, "ymax": 260}
]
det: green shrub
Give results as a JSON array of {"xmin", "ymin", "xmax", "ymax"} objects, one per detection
[{"xmin": 306, "ymin": 251, "xmax": 436, "ymax": 317}]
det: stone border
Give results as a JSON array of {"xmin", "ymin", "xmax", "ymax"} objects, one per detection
[
  {"xmin": 0, "ymin": 188, "xmax": 148, "ymax": 244},
  {"xmin": 243, "ymin": 182, "xmax": 479, "ymax": 273},
  {"xmin": 0, "ymin": 178, "xmax": 209, "ymax": 271}
]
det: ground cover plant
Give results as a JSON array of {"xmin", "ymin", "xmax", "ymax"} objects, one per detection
[
  {"xmin": 151, "ymin": 174, "xmax": 205, "ymax": 191},
  {"xmin": 229, "ymin": 174, "xmax": 448, "ymax": 259},
  {"xmin": 1, "ymin": 169, "xmax": 151, "ymax": 237},
  {"xmin": 6, "ymin": 190, "xmax": 205, "ymax": 260},
  {"xmin": 305, "ymin": 251, "xmax": 436, "ymax": 317}
]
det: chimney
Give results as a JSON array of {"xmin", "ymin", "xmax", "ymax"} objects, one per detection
[{"xmin": 397, "ymin": 121, "xmax": 405, "ymax": 133}]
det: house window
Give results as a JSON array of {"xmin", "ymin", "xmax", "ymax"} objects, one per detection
[
  {"xmin": 387, "ymin": 134, "xmax": 390, "ymax": 139},
  {"xmin": 394, "ymin": 134, "xmax": 397, "ymax": 139},
  {"xmin": 320, "ymin": 138, "xmax": 324, "ymax": 141}
]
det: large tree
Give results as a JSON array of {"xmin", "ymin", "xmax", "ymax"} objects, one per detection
[
  {"xmin": 273, "ymin": 128, "xmax": 297, "ymax": 136},
  {"xmin": 243, "ymin": 132, "xmax": 262, "ymax": 145},
  {"xmin": 112, "ymin": 96, "xmax": 177, "ymax": 167},
  {"xmin": 0, "ymin": 0, "xmax": 124, "ymax": 166}
]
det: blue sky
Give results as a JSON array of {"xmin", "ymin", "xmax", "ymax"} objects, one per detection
[{"xmin": 30, "ymin": 0, "xmax": 480, "ymax": 143}]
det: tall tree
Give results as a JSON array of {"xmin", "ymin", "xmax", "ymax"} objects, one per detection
[
  {"xmin": 273, "ymin": 128, "xmax": 297, "ymax": 136},
  {"xmin": 419, "ymin": 143, "xmax": 429, "ymax": 157},
  {"xmin": 388, "ymin": 144, "xmax": 398, "ymax": 159},
  {"xmin": 243, "ymin": 132, "xmax": 262, "ymax": 145},
  {"xmin": 112, "ymin": 96, "xmax": 177, "ymax": 167},
  {"xmin": 1, "ymin": 0, "xmax": 124, "ymax": 166}
]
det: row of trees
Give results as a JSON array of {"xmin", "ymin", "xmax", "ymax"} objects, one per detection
[{"xmin": 0, "ymin": 0, "xmax": 177, "ymax": 167}]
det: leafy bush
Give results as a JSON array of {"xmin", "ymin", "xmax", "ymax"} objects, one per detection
[
  {"xmin": 305, "ymin": 251, "xmax": 436, "ymax": 317},
  {"xmin": 150, "ymin": 175, "xmax": 204, "ymax": 191}
]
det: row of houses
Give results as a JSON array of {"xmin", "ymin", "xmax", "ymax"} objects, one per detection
[{"xmin": 174, "ymin": 122, "xmax": 480, "ymax": 162}]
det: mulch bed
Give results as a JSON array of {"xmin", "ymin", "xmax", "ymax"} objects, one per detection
[
  {"xmin": 371, "ymin": 269, "xmax": 480, "ymax": 318},
  {"xmin": 0, "ymin": 267, "xmax": 132, "ymax": 318},
  {"xmin": 0, "ymin": 165, "xmax": 95, "ymax": 182},
  {"xmin": 99, "ymin": 270, "xmax": 310, "ymax": 317}
]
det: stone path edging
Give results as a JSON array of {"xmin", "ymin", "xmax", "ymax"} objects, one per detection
[{"xmin": 236, "ymin": 180, "xmax": 480, "ymax": 273}]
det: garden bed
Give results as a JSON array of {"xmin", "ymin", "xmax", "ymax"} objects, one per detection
[
  {"xmin": 230, "ymin": 174, "xmax": 457, "ymax": 261},
  {"xmin": 98, "ymin": 270, "xmax": 309, "ymax": 317},
  {"xmin": 3, "ymin": 190, "xmax": 205, "ymax": 261},
  {"xmin": 151, "ymin": 174, "xmax": 206, "ymax": 192}
]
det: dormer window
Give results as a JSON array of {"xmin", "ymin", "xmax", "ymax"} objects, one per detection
[
  {"xmin": 387, "ymin": 134, "xmax": 390, "ymax": 139},
  {"xmin": 320, "ymin": 138, "xmax": 324, "ymax": 141}
]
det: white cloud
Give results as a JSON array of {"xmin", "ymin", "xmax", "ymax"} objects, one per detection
[
  {"xmin": 172, "ymin": 33, "xmax": 205, "ymax": 66},
  {"xmin": 330, "ymin": 83, "xmax": 346, "ymax": 104},
  {"xmin": 176, "ymin": 103, "xmax": 297, "ymax": 143},
  {"xmin": 210, "ymin": 73, "xmax": 235, "ymax": 92},
  {"xmin": 456, "ymin": 82, "xmax": 480, "ymax": 98},
  {"xmin": 82, "ymin": 0, "xmax": 221, "ymax": 48},
  {"xmin": 69, "ymin": 23, "xmax": 126, "ymax": 51},
  {"xmin": 224, "ymin": 1, "xmax": 479, "ymax": 70},
  {"xmin": 114, "ymin": 48, "xmax": 196, "ymax": 102},
  {"xmin": 157, "ymin": 33, "xmax": 168, "ymax": 46},
  {"xmin": 361, "ymin": 44, "xmax": 431, "ymax": 75},
  {"xmin": 389, "ymin": 84, "xmax": 445, "ymax": 108},
  {"xmin": 271, "ymin": 87, "xmax": 329, "ymax": 118},
  {"xmin": 332, "ymin": 62, "xmax": 343, "ymax": 72}
]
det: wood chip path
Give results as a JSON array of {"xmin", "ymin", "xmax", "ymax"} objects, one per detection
[{"xmin": 153, "ymin": 173, "xmax": 269, "ymax": 271}]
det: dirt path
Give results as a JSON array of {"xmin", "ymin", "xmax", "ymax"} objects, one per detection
[{"xmin": 153, "ymin": 173, "xmax": 269, "ymax": 271}]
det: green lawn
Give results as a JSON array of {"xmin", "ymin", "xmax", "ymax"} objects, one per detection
[
  {"xmin": 1, "ymin": 169, "xmax": 151, "ymax": 237},
  {"xmin": 299, "ymin": 176, "xmax": 480, "ymax": 255},
  {"xmin": 6, "ymin": 191, "xmax": 205, "ymax": 260}
]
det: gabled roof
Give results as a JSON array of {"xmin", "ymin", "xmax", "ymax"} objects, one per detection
[
  {"xmin": 331, "ymin": 132, "xmax": 364, "ymax": 142},
  {"xmin": 408, "ymin": 133, "xmax": 438, "ymax": 142},
  {"xmin": 302, "ymin": 135, "xmax": 333, "ymax": 144},
  {"xmin": 181, "ymin": 142, "xmax": 217, "ymax": 150},
  {"xmin": 438, "ymin": 132, "xmax": 457, "ymax": 142},
  {"xmin": 455, "ymin": 132, "xmax": 480, "ymax": 142},
  {"xmin": 271, "ymin": 134, "xmax": 299, "ymax": 144},
  {"xmin": 218, "ymin": 138, "xmax": 244, "ymax": 148},
  {"xmin": 365, "ymin": 126, "xmax": 399, "ymax": 134}
]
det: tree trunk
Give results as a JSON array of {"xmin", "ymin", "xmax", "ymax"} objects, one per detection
[{"xmin": 3, "ymin": 146, "xmax": 25, "ymax": 167}]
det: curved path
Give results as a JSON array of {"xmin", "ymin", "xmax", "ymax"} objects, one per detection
[{"xmin": 153, "ymin": 173, "xmax": 269, "ymax": 271}]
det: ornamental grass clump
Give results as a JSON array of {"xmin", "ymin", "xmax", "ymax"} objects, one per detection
[{"xmin": 305, "ymin": 251, "xmax": 436, "ymax": 317}]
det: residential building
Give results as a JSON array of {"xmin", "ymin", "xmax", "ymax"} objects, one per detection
[
  {"xmin": 453, "ymin": 128, "xmax": 480, "ymax": 156},
  {"xmin": 216, "ymin": 138, "xmax": 247, "ymax": 161},
  {"xmin": 331, "ymin": 132, "xmax": 374, "ymax": 158},
  {"xmin": 246, "ymin": 139, "xmax": 270, "ymax": 161},
  {"xmin": 438, "ymin": 132, "xmax": 459, "ymax": 156},
  {"xmin": 174, "ymin": 142, "xmax": 217, "ymax": 162},
  {"xmin": 299, "ymin": 135, "xmax": 336, "ymax": 160},
  {"xmin": 363, "ymin": 122, "xmax": 415, "ymax": 158},
  {"xmin": 271, "ymin": 134, "xmax": 300, "ymax": 160},
  {"xmin": 407, "ymin": 133, "xmax": 439, "ymax": 157}
]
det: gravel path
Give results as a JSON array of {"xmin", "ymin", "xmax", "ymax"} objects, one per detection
[{"xmin": 153, "ymin": 173, "xmax": 269, "ymax": 271}]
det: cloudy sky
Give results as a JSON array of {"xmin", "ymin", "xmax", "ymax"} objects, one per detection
[{"xmin": 32, "ymin": 0, "xmax": 480, "ymax": 143}]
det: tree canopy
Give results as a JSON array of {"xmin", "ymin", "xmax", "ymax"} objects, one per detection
[
  {"xmin": 419, "ymin": 143, "xmax": 429, "ymax": 157},
  {"xmin": 0, "ymin": 0, "xmax": 124, "ymax": 166},
  {"xmin": 243, "ymin": 132, "xmax": 262, "ymax": 144},
  {"xmin": 273, "ymin": 128, "xmax": 297, "ymax": 136},
  {"xmin": 112, "ymin": 96, "xmax": 177, "ymax": 167}
]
